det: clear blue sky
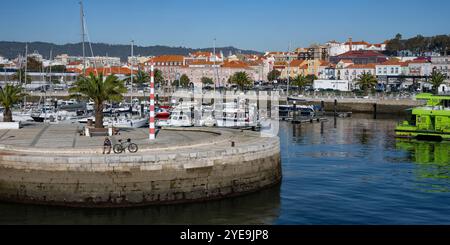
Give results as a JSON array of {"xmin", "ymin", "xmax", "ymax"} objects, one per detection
[{"xmin": 1, "ymin": 0, "xmax": 449, "ymax": 52}]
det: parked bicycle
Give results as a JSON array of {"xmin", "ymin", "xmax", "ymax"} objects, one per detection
[{"xmin": 113, "ymin": 138, "xmax": 138, "ymax": 154}]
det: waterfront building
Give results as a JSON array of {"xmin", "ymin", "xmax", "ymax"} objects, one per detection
[
  {"xmin": 326, "ymin": 38, "xmax": 387, "ymax": 56},
  {"xmin": 431, "ymin": 56, "xmax": 450, "ymax": 77},
  {"xmin": 407, "ymin": 59, "xmax": 433, "ymax": 76},
  {"xmin": 342, "ymin": 63, "xmax": 376, "ymax": 82},
  {"xmin": 330, "ymin": 50, "xmax": 388, "ymax": 64},
  {"xmin": 144, "ymin": 55, "xmax": 185, "ymax": 83},
  {"xmin": 317, "ymin": 61, "xmax": 336, "ymax": 80},
  {"xmin": 295, "ymin": 45, "xmax": 329, "ymax": 61},
  {"xmin": 376, "ymin": 59, "xmax": 404, "ymax": 78},
  {"xmin": 54, "ymin": 54, "xmax": 121, "ymax": 67}
]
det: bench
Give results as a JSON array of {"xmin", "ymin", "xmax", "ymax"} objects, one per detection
[{"xmin": 83, "ymin": 127, "xmax": 120, "ymax": 137}]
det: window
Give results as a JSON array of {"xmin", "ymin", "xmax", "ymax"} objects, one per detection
[
  {"xmin": 391, "ymin": 67, "xmax": 394, "ymax": 74},
  {"xmin": 395, "ymin": 67, "xmax": 399, "ymax": 74},
  {"xmin": 383, "ymin": 67, "xmax": 387, "ymax": 74}
]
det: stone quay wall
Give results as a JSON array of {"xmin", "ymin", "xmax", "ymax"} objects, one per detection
[{"xmin": 0, "ymin": 129, "xmax": 281, "ymax": 207}]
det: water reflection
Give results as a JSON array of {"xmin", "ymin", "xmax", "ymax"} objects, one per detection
[
  {"xmin": 396, "ymin": 139, "xmax": 450, "ymax": 185},
  {"xmin": 0, "ymin": 185, "xmax": 281, "ymax": 225}
]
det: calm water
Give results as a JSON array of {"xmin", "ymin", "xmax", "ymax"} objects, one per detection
[{"xmin": 0, "ymin": 114, "xmax": 449, "ymax": 224}]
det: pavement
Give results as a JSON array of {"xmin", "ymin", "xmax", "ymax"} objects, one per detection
[{"xmin": 0, "ymin": 122, "xmax": 221, "ymax": 152}]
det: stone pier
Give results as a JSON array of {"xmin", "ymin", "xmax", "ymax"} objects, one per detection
[{"xmin": 0, "ymin": 123, "xmax": 281, "ymax": 207}]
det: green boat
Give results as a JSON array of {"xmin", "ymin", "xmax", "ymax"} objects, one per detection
[{"xmin": 395, "ymin": 93, "xmax": 450, "ymax": 141}]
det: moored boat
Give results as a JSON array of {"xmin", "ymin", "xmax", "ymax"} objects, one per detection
[{"xmin": 395, "ymin": 93, "xmax": 450, "ymax": 141}]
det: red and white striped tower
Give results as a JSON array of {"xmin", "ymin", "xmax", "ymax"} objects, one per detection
[{"xmin": 149, "ymin": 62, "xmax": 156, "ymax": 140}]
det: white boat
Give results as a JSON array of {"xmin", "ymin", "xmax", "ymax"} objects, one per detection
[
  {"xmin": 104, "ymin": 116, "xmax": 148, "ymax": 128},
  {"xmin": 159, "ymin": 113, "xmax": 193, "ymax": 127},
  {"xmin": 214, "ymin": 100, "xmax": 259, "ymax": 128}
]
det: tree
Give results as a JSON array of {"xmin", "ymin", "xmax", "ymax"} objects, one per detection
[
  {"xmin": 12, "ymin": 69, "xmax": 32, "ymax": 84},
  {"xmin": 356, "ymin": 72, "xmax": 378, "ymax": 94},
  {"xmin": 69, "ymin": 73, "xmax": 127, "ymax": 128},
  {"xmin": 430, "ymin": 35, "xmax": 450, "ymax": 55},
  {"xmin": 201, "ymin": 77, "xmax": 214, "ymax": 85},
  {"xmin": 0, "ymin": 84, "xmax": 27, "ymax": 122},
  {"xmin": 267, "ymin": 70, "xmax": 281, "ymax": 82},
  {"xmin": 386, "ymin": 33, "xmax": 405, "ymax": 54},
  {"xmin": 26, "ymin": 57, "xmax": 43, "ymax": 72},
  {"xmin": 126, "ymin": 70, "xmax": 150, "ymax": 87},
  {"xmin": 291, "ymin": 75, "xmax": 310, "ymax": 91},
  {"xmin": 179, "ymin": 74, "xmax": 190, "ymax": 88},
  {"xmin": 154, "ymin": 68, "xmax": 165, "ymax": 85},
  {"xmin": 229, "ymin": 71, "xmax": 252, "ymax": 90},
  {"xmin": 430, "ymin": 71, "xmax": 446, "ymax": 94}
]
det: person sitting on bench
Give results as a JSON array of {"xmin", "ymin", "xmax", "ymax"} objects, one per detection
[{"xmin": 103, "ymin": 137, "xmax": 112, "ymax": 154}]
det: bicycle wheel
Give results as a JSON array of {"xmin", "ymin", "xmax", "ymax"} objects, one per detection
[
  {"xmin": 128, "ymin": 143, "xmax": 138, "ymax": 153},
  {"xmin": 113, "ymin": 144, "xmax": 123, "ymax": 154}
]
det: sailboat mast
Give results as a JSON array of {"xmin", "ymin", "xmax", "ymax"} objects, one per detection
[
  {"xmin": 286, "ymin": 42, "xmax": 291, "ymax": 96},
  {"xmin": 80, "ymin": 1, "xmax": 86, "ymax": 74},
  {"xmin": 49, "ymin": 49, "xmax": 53, "ymax": 84},
  {"xmin": 24, "ymin": 43, "xmax": 28, "ymax": 85}
]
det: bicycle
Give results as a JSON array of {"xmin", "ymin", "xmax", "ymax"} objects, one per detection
[{"xmin": 113, "ymin": 138, "xmax": 138, "ymax": 154}]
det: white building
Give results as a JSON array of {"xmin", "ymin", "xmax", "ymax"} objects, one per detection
[
  {"xmin": 408, "ymin": 60, "xmax": 432, "ymax": 76},
  {"xmin": 431, "ymin": 56, "xmax": 450, "ymax": 77},
  {"xmin": 376, "ymin": 59, "xmax": 403, "ymax": 77},
  {"xmin": 314, "ymin": 79, "xmax": 351, "ymax": 91},
  {"xmin": 343, "ymin": 64, "xmax": 376, "ymax": 81},
  {"xmin": 326, "ymin": 39, "xmax": 387, "ymax": 56}
]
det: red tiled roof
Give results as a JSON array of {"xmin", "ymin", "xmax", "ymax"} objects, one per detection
[
  {"xmin": 339, "ymin": 59, "xmax": 353, "ymax": 63},
  {"xmin": 319, "ymin": 60, "xmax": 331, "ymax": 66},
  {"xmin": 378, "ymin": 59, "xmax": 403, "ymax": 66},
  {"xmin": 289, "ymin": 59, "xmax": 305, "ymax": 67},
  {"xmin": 221, "ymin": 60, "xmax": 249, "ymax": 69},
  {"xmin": 336, "ymin": 50, "xmax": 386, "ymax": 58},
  {"xmin": 189, "ymin": 60, "xmax": 215, "ymax": 66},
  {"xmin": 84, "ymin": 67, "xmax": 135, "ymax": 76}
]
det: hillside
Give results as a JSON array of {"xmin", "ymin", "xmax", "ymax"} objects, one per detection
[{"xmin": 0, "ymin": 41, "xmax": 263, "ymax": 61}]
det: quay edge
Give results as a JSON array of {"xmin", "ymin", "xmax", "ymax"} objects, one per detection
[{"xmin": 0, "ymin": 128, "xmax": 281, "ymax": 208}]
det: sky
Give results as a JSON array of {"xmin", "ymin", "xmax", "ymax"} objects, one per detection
[{"xmin": 0, "ymin": 0, "xmax": 449, "ymax": 52}]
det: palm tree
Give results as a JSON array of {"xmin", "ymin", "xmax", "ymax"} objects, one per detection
[
  {"xmin": 12, "ymin": 69, "xmax": 31, "ymax": 84},
  {"xmin": 0, "ymin": 84, "xmax": 27, "ymax": 122},
  {"xmin": 69, "ymin": 73, "xmax": 127, "ymax": 128},
  {"xmin": 125, "ymin": 70, "xmax": 150, "ymax": 88},
  {"xmin": 291, "ymin": 75, "xmax": 310, "ymax": 92},
  {"xmin": 356, "ymin": 72, "xmax": 378, "ymax": 94},
  {"xmin": 430, "ymin": 70, "xmax": 446, "ymax": 94},
  {"xmin": 229, "ymin": 72, "xmax": 252, "ymax": 90}
]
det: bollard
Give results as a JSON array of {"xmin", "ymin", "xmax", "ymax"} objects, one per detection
[
  {"xmin": 231, "ymin": 141, "xmax": 235, "ymax": 147},
  {"xmin": 334, "ymin": 99, "xmax": 337, "ymax": 117},
  {"xmin": 373, "ymin": 103, "xmax": 377, "ymax": 119},
  {"xmin": 321, "ymin": 100, "xmax": 324, "ymax": 112}
]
